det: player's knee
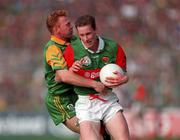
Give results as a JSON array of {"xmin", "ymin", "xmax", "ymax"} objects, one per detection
[{"xmin": 63, "ymin": 119, "xmax": 80, "ymax": 133}]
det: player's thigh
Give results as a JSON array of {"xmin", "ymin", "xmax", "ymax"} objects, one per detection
[
  {"xmin": 45, "ymin": 91, "xmax": 77, "ymax": 126},
  {"xmin": 64, "ymin": 116, "xmax": 79, "ymax": 133},
  {"xmin": 80, "ymin": 121, "xmax": 103, "ymax": 140},
  {"xmin": 105, "ymin": 111, "xmax": 130, "ymax": 140}
]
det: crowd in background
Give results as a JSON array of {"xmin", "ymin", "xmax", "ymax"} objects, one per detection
[{"xmin": 0, "ymin": 0, "xmax": 179, "ymax": 112}]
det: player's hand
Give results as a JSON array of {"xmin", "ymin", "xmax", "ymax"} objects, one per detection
[
  {"xmin": 69, "ymin": 59, "xmax": 83, "ymax": 72},
  {"xmin": 92, "ymin": 81, "xmax": 106, "ymax": 93},
  {"xmin": 104, "ymin": 71, "xmax": 129, "ymax": 88}
]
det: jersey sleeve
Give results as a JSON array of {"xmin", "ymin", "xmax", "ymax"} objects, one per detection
[
  {"xmin": 115, "ymin": 44, "xmax": 127, "ymax": 72},
  {"xmin": 63, "ymin": 45, "xmax": 75, "ymax": 68},
  {"xmin": 46, "ymin": 45, "xmax": 67, "ymax": 70}
]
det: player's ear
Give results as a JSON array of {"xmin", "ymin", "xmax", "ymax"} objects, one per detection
[
  {"xmin": 52, "ymin": 26, "xmax": 57, "ymax": 34},
  {"xmin": 54, "ymin": 24, "xmax": 61, "ymax": 34}
]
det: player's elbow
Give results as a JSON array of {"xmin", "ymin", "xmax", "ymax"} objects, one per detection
[
  {"xmin": 55, "ymin": 70, "xmax": 69, "ymax": 83},
  {"xmin": 55, "ymin": 75, "xmax": 61, "ymax": 82},
  {"xmin": 60, "ymin": 75, "xmax": 69, "ymax": 83}
]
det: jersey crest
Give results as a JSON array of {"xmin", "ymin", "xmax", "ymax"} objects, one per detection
[
  {"xmin": 101, "ymin": 56, "xmax": 110, "ymax": 64},
  {"xmin": 81, "ymin": 56, "xmax": 91, "ymax": 66}
]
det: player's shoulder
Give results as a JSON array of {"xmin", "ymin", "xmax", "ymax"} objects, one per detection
[
  {"xmin": 45, "ymin": 39, "xmax": 55, "ymax": 48},
  {"xmin": 101, "ymin": 37, "xmax": 118, "ymax": 48},
  {"xmin": 43, "ymin": 40, "xmax": 53, "ymax": 51},
  {"xmin": 43, "ymin": 39, "xmax": 62, "ymax": 55}
]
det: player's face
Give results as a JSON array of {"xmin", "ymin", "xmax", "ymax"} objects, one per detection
[
  {"xmin": 56, "ymin": 16, "xmax": 73, "ymax": 40},
  {"xmin": 76, "ymin": 25, "xmax": 97, "ymax": 49}
]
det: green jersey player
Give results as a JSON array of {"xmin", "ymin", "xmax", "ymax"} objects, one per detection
[
  {"xmin": 62, "ymin": 15, "xmax": 130, "ymax": 140},
  {"xmin": 43, "ymin": 10, "xmax": 105, "ymax": 133}
]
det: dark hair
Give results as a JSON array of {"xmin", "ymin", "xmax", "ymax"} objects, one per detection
[
  {"xmin": 75, "ymin": 15, "xmax": 96, "ymax": 30},
  {"xmin": 46, "ymin": 9, "xmax": 68, "ymax": 33}
]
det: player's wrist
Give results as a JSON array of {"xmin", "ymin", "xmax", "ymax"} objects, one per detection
[{"xmin": 91, "ymin": 80, "xmax": 98, "ymax": 89}]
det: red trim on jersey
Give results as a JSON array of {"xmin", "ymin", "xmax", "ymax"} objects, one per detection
[
  {"xmin": 63, "ymin": 45, "xmax": 74, "ymax": 68},
  {"xmin": 115, "ymin": 45, "xmax": 127, "ymax": 72}
]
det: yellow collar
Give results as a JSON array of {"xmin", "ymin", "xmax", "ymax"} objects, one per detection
[{"xmin": 51, "ymin": 35, "xmax": 69, "ymax": 45}]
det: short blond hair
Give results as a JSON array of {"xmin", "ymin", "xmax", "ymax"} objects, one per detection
[{"xmin": 46, "ymin": 9, "xmax": 68, "ymax": 33}]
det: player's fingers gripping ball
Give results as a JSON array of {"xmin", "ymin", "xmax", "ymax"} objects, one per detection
[{"xmin": 99, "ymin": 63, "xmax": 125, "ymax": 86}]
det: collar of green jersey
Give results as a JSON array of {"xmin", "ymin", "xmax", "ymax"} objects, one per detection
[{"xmin": 81, "ymin": 36, "xmax": 104, "ymax": 53}]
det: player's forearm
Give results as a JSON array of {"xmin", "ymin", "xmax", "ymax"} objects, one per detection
[{"xmin": 55, "ymin": 70, "xmax": 96, "ymax": 88}]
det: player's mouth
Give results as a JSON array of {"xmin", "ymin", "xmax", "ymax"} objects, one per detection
[{"xmin": 86, "ymin": 40, "xmax": 93, "ymax": 45}]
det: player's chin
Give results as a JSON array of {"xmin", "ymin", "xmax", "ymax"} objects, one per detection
[{"xmin": 85, "ymin": 42, "xmax": 94, "ymax": 48}]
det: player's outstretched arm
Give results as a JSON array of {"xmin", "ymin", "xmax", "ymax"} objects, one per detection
[{"xmin": 55, "ymin": 69, "xmax": 105, "ymax": 93}]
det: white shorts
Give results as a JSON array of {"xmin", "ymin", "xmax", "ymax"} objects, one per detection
[{"xmin": 75, "ymin": 92, "xmax": 123, "ymax": 124}]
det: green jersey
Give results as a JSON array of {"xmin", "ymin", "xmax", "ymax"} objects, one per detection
[
  {"xmin": 43, "ymin": 35, "xmax": 78, "ymax": 125},
  {"xmin": 64, "ymin": 36, "xmax": 127, "ymax": 95},
  {"xmin": 43, "ymin": 35, "xmax": 73, "ymax": 95}
]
